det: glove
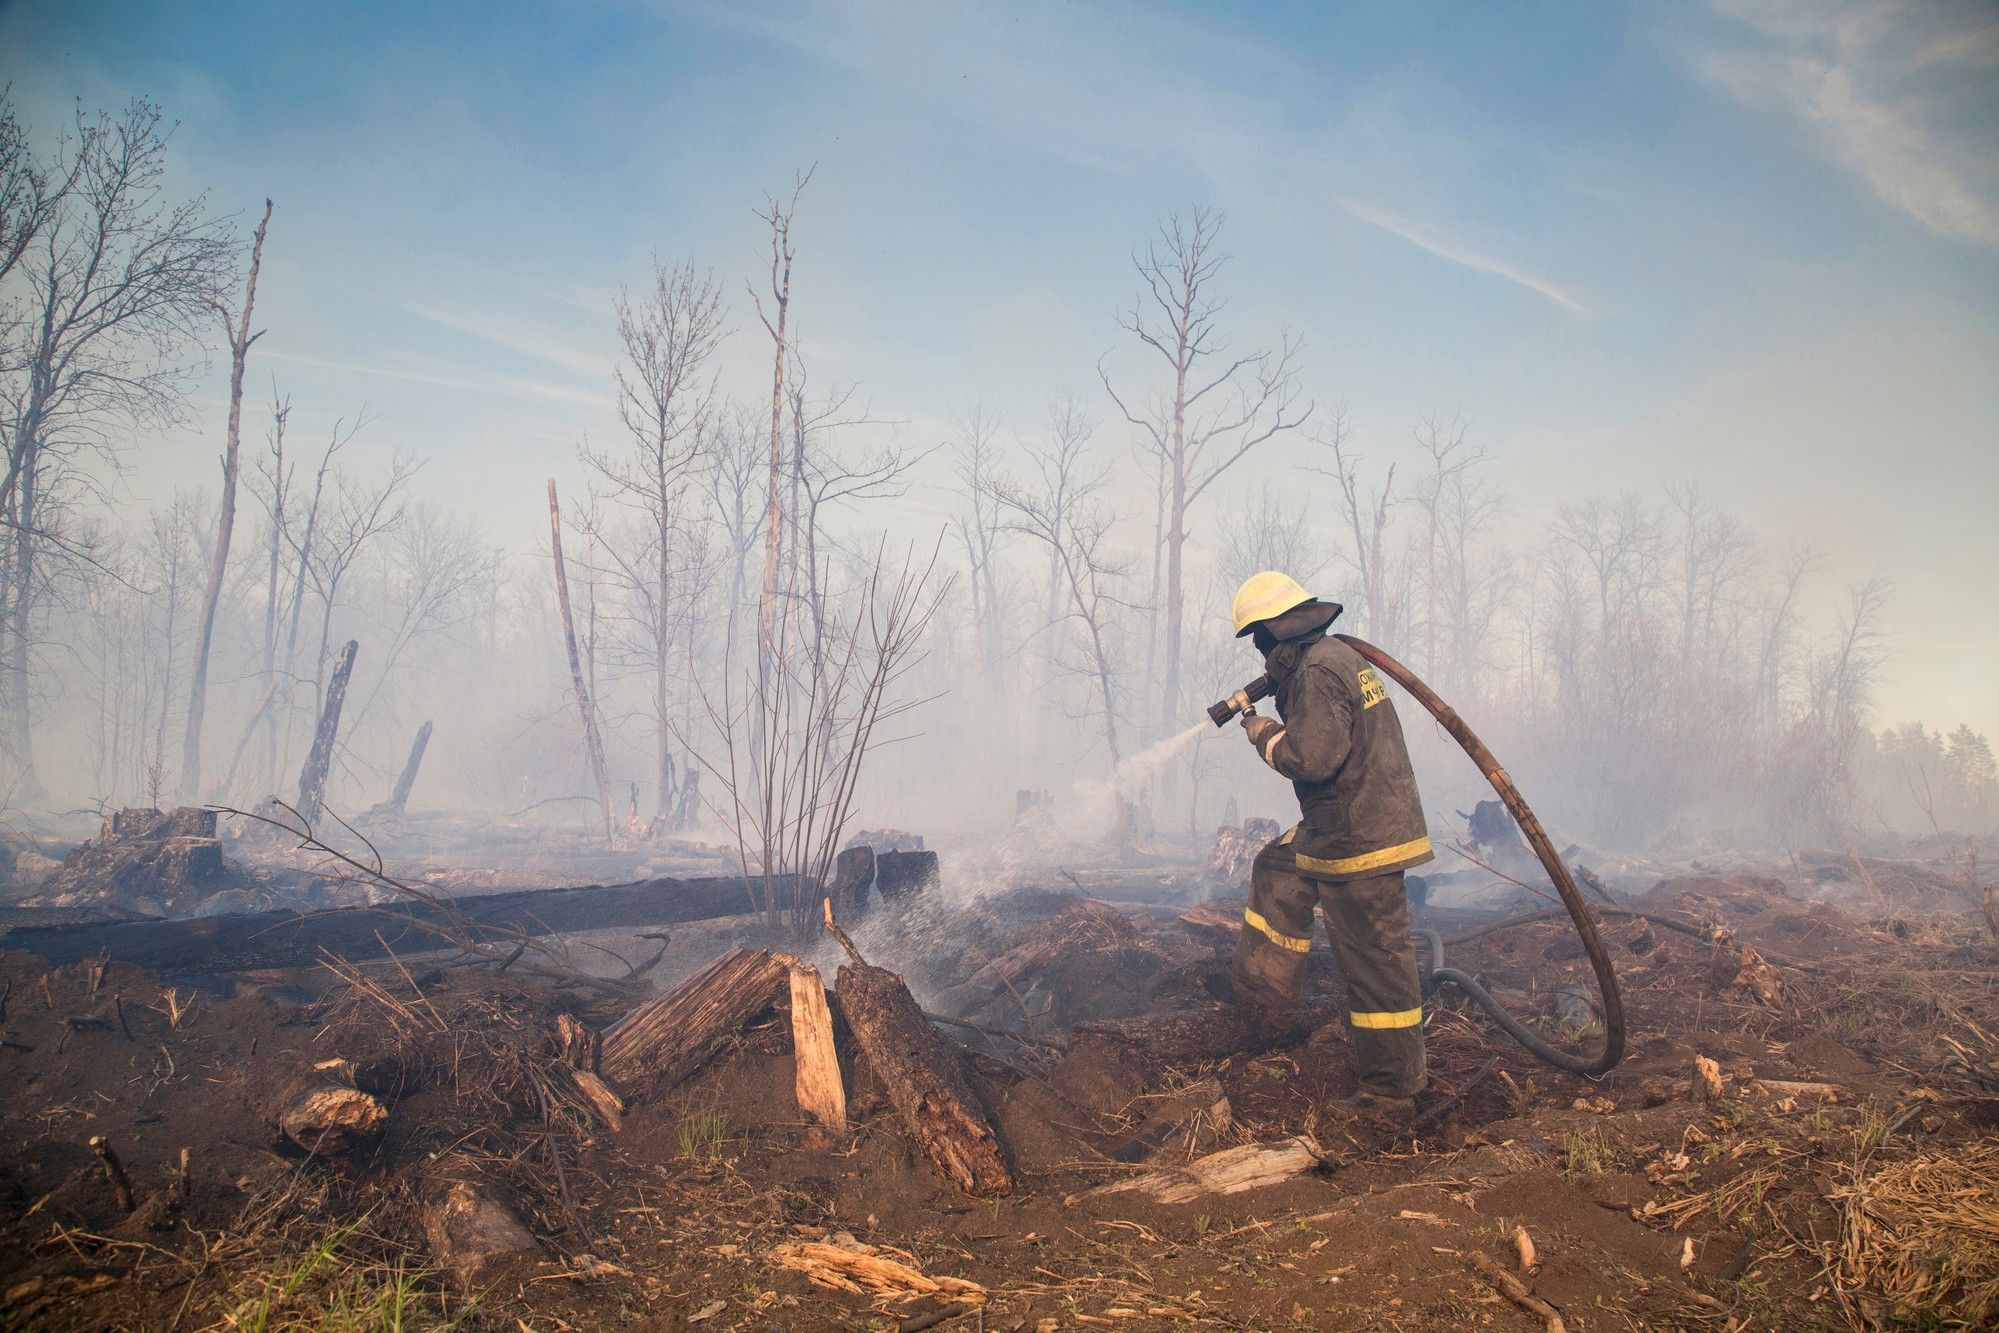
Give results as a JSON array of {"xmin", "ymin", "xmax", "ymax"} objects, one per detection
[{"xmin": 1241, "ymin": 709, "xmax": 1281, "ymax": 751}]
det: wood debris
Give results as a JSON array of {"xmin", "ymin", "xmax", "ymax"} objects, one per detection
[
  {"xmin": 769, "ymin": 1235, "xmax": 986, "ymax": 1305},
  {"xmin": 1733, "ymin": 944, "xmax": 1785, "ymax": 1004},
  {"xmin": 1077, "ymin": 1135, "xmax": 1324, "ymax": 1205}
]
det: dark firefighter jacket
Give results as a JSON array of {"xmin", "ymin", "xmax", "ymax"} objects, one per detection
[{"xmin": 1254, "ymin": 626, "xmax": 1433, "ymax": 881}]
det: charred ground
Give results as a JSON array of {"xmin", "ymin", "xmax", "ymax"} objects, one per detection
[{"xmin": 0, "ymin": 826, "xmax": 1995, "ymax": 1332}]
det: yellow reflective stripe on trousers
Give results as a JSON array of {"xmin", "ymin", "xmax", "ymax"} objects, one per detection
[
  {"xmin": 1295, "ymin": 835, "xmax": 1432, "ymax": 877},
  {"xmin": 1350, "ymin": 1007, "xmax": 1423, "ymax": 1029},
  {"xmin": 1243, "ymin": 908, "xmax": 1310, "ymax": 953}
]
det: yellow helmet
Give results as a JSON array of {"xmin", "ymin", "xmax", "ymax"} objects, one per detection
[{"xmin": 1231, "ymin": 571, "xmax": 1314, "ymax": 637}]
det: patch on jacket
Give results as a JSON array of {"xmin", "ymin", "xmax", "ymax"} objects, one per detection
[{"xmin": 1357, "ymin": 666, "xmax": 1387, "ymax": 709}]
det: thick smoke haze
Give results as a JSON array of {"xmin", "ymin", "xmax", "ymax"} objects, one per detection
[{"xmin": 0, "ymin": 0, "xmax": 1993, "ymax": 851}]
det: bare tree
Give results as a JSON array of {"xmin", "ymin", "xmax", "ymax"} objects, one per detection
[
  {"xmin": 0, "ymin": 99, "xmax": 234, "ymax": 791},
  {"xmin": 782, "ymin": 368, "xmax": 926, "ymax": 660},
  {"xmin": 339, "ymin": 502, "xmax": 499, "ymax": 741},
  {"xmin": 547, "ymin": 478, "xmax": 614, "ymax": 842},
  {"xmin": 687, "ymin": 539, "xmax": 946, "ymax": 934},
  {"xmin": 751, "ymin": 169, "xmax": 812, "ymax": 677},
  {"xmin": 180, "ymin": 197, "xmax": 272, "ymax": 796},
  {"xmin": 1215, "ymin": 480, "xmax": 1322, "ymax": 595},
  {"xmin": 949, "ymin": 402, "xmax": 1008, "ymax": 694},
  {"xmin": 992, "ymin": 411, "xmax": 1133, "ymax": 765},
  {"xmin": 1099, "ymin": 208, "xmax": 1309, "ymax": 732},
  {"xmin": 1665, "ymin": 480, "xmax": 1755, "ymax": 662},
  {"xmin": 706, "ymin": 401, "xmax": 767, "ymax": 668},
  {"xmin": 1304, "ymin": 408, "xmax": 1403, "ymax": 643},
  {"xmin": 289, "ymin": 447, "xmax": 414, "ymax": 731},
  {"xmin": 582, "ymin": 257, "xmax": 726, "ymax": 821}
]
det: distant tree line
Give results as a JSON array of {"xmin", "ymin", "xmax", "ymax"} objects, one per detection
[{"xmin": 0, "ymin": 89, "xmax": 1987, "ymax": 854}]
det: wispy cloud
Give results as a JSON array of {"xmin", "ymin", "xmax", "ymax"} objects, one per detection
[
  {"xmin": 263, "ymin": 348, "xmax": 614, "ymax": 412},
  {"xmin": 1698, "ymin": 0, "xmax": 1999, "ymax": 248},
  {"xmin": 712, "ymin": 0, "xmax": 1588, "ymax": 315},
  {"xmin": 404, "ymin": 303, "xmax": 610, "ymax": 380},
  {"xmin": 1334, "ymin": 196, "xmax": 1590, "ymax": 315}
]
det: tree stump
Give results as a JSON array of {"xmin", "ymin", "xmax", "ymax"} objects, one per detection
[
  {"xmin": 277, "ymin": 1084, "xmax": 387, "ymax": 1156},
  {"xmin": 423, "ymin": 1177, "xmax": 540, "ymax": 1286},
  {"xmin": 835, "ymin": 961, "xmax": 1011, "ymax": 1197}
]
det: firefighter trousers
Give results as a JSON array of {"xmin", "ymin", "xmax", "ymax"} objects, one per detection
[{"xmin": 1230, "ymin": 833, "xmax": 1427, "ymax": 1098}]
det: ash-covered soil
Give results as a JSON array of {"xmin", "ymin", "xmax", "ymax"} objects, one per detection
[{"xmin": 1, "ymin": 869, "xmax": 1995, "ymax": 1330}]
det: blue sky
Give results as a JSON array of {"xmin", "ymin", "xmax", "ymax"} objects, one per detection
[{"xmin": 3, "ymin": 0, "xmax": 1996, "ymax": 733}]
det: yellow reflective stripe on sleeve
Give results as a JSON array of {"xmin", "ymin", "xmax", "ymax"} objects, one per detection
[
  {"xmin": 1243, "ymin": 908, "xmax": 1311, "ymax": 953},
  {"xmin": 1350, "ymin": 1007, "xmax": 1423, "ymax": 1029},
  {"xmin": 1278, "ymin": 826, "xmax": 1297, "ymax": 846},
  {"xmin": 1258, "ymin": 728, "xmax": 1287, "ymax": 767},
  {"xmin": 1295, "ymin": 835, "xmax": 1432, "ymax": 877}
]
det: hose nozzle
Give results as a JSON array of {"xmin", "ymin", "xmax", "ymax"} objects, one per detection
[{"xmin": 1206, "ymin": 673, "xmax": 1274, "ymax": 727}]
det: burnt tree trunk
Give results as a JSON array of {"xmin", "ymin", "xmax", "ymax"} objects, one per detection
[
  {"xmin": 296, "ymin": 639, "xmax": 356, "ymax": 822},
  {"xmin": 835, "ymin": 961, "xmax": 1012, "ymax": 1197},
  {"xmin": 599, "ymin": 946, "xmax": 789, "ymax": 1088},
  {"xmin": 386, "ymin": 720, "xmax": 432, "ymax": 813},
  {"xmin": 546, "ymin": 479, "xmax": 614, "ymax": 843}
]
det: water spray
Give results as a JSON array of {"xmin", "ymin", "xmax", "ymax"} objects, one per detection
[{"xmin": 1206, "ymin": 635, "xmax": 1626, "ymax": 1077}]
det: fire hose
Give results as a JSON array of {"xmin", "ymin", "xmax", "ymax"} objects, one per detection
[{"xmin": 1209, "ymin": 635, "xmax": 1626, "ymax": 1077}]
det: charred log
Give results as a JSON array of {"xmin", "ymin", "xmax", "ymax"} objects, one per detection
[
  {"xmin": 1, "ymin": 873, "xmax": 812, "ymax": 974},
  {"xmin": 835, "ymin": 960, "xmax": 1011, "ymax": 1197},
  {"xmin": 598, "ymin": 946, "xmax": 789, "ymax": 1088}
]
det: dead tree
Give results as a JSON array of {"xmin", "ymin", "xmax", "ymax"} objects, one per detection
[
  {"xmin": 751, "ymin": 168, "xmax": 811, "ymax": 678},
  {"xmin": 949, "ymin": 402, "xmax": 1009, "ymax": 695},
  {"xmin": 298, "ymin": 451, "xmax": 415, "ymax": 725},
  {"xmin": 179, "ymin": 197, "xmax": 273, "ymax": 797},
  {"xmin": 1304, "ymin": 408, "xmax": 1402, "ymax": 643},
  {"xmin": 545, "ymin": 479, "xmax": 614, "ymax": 842},
  {"xmin": 296, "ymin": 638, "xmax": 355, "ymax": 821},
  {"xmin": 581, "ymin": 257, "xmax": 726, "ymax": 824},
  {"xmin": 685, "ymin": 540, "xmax": 946, "ymax": 934},
  {"xmin": 0, "ymin": 98, "xmax": 234, "ymax": 792},
  {"xmin": 1099, "ymin": 208, "xmax": 1309, "ymax": 731},
  {"xmin": 385, "ymin": 719, "xmax": 432, "ymax": 813},
  {"xmin": 992, "ymin": 416, "xmax": 1131, "ymax": 765}
]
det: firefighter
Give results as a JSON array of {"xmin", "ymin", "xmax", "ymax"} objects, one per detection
[{"xmin": 1228, "ymin": 571, "xmax": 1433, "ymax": 1119}]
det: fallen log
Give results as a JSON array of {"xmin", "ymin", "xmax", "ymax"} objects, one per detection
[
  {"xmin": 0, "ymin": 873, "xmax": 810, "ymax": 974},
  {"xmin": 836, "ymin": 959, "xmax": 1012, "ymax": 1197},
  {"xmin": 599, "ymin": 947, "xmax": 789, "ymax": 1088},
  {"xmin": 789, "ymin": 961, "xmax": 846, "ymax": 1132}
]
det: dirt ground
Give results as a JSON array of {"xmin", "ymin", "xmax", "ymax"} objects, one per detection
[{"xmin": 1, "ymin": 858, "xmax": 1995, "ymax": 1330}]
